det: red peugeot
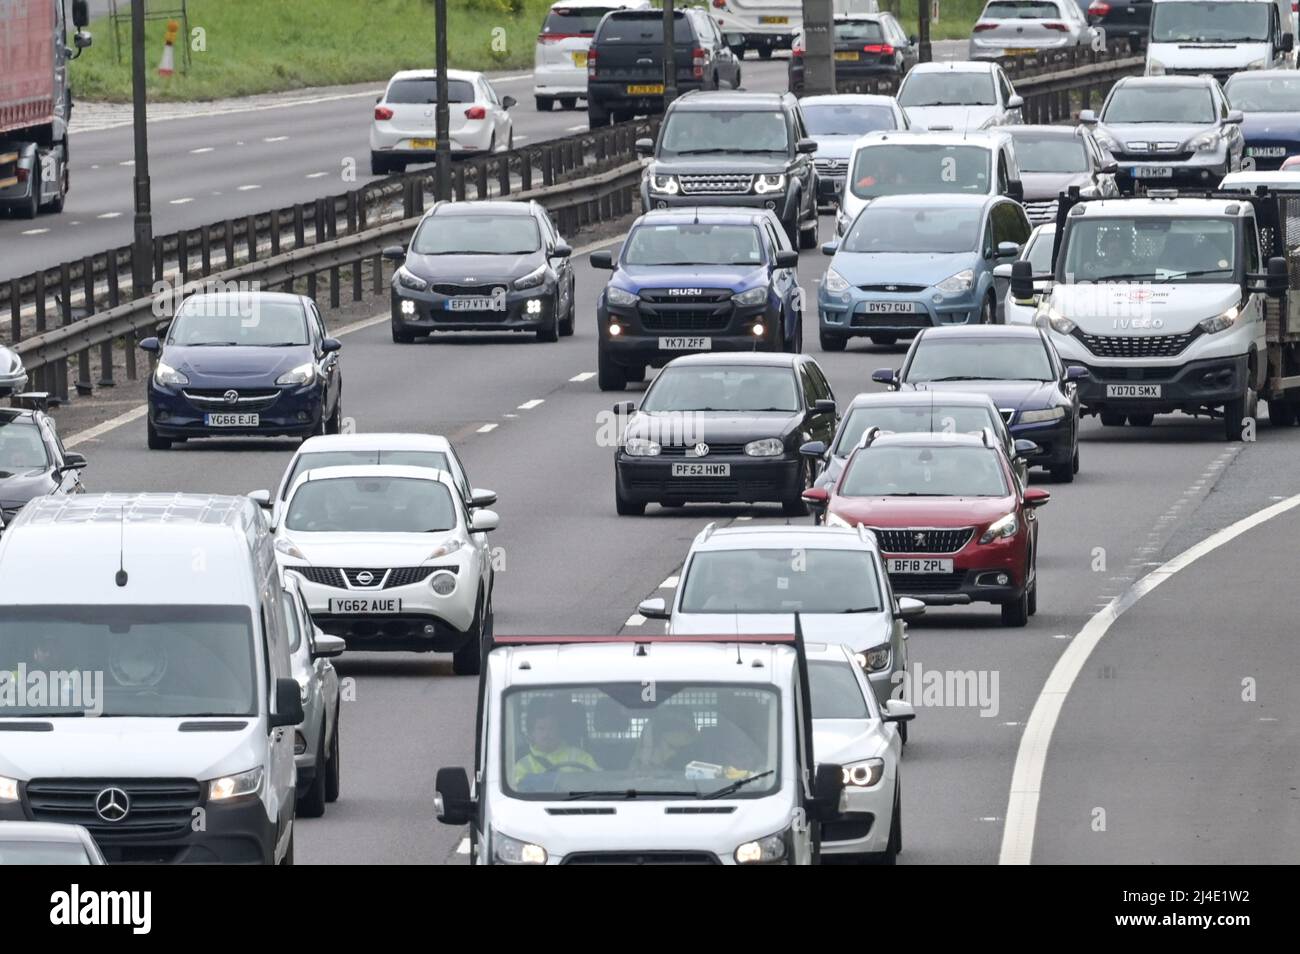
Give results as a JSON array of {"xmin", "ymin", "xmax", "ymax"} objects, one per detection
[{"xmin": 802, "ymin": 429, "xmax": 1050, "ymax": 627}]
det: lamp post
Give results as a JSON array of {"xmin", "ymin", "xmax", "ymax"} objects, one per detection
[{"xmin": 130, "ymin": 0, "xmax": 152, "ymax": 298}]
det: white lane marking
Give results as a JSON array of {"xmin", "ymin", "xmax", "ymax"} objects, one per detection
[
  {"xmin": 190, "ymin": 146, "xmax": 214, "ymax": 154},
  {"xmin": 517, "ymin": 398, "xmax": 544, "ymax": 410},
  {"xmin": 263, "ymin": 136, "xmax": 289, "ymax": 142},
  {"xmin": 90, "ymin": 164, "xmax": 99, "ymax": 169},
  {"xmin": 625, "ymin": 614, "xmax": 646, "ymax": 627},
  {"xmin": 64, "ymin": 405, "xmax": 148, "ymax": 449},
  {"xmin": 566, "ymin": 124, "xmax": 587, "ymax": 132},
  {"xmin": 97, "ymin": 212, "xmax": 122, "ymax": 219},
  {"xmin": 1000, "ymin": 490, "xmax": 1300, "ymax": 865},
  {"xmin": 305, "ymin": 171, "xmax": 328, "ymax": 179},
  {"xmin": 169, "ymin": 197, "xmax": 194, "ymax": 205},
  {"xmin": 476, "ymin": 423, "xmax": 498, "ymax": 434},
  {"xmin": 21, "ymin": 228, "xmax": 49, "ymax": 235},
  {"xmin": 456, "ymin": 837, "xmax": 470, "ymax": 854},
  {"xmin": 737, "ymin": 515, "xmax": 752, "ymax": 521},
  {"xmin": 569, "ymin": 371, "xmax": 596, "ymax": 382},
  {"xmin": 660, "ymin": 575, "xmax": 679, "ymax": 589},
  {"xmin": 513, "ymin": 135, "xmax": 529, "ymax": 143},
  {"xmin": 119, "ymin": 159, "xmax": 134, "ymax": 166},
  {"xmin": 236, "ymin": 184, "xmax": 261, "ymax": 191}
]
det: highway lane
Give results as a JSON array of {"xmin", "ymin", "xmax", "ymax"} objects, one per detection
[{"xmin": 55, "ymin": 218, "xmax": 1294, "ymax": 864}]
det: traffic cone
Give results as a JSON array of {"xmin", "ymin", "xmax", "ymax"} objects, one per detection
[{"xmin": 158, "ymin": 19, "xmax": 179, "ymax": 77}]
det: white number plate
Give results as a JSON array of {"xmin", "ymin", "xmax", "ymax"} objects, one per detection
[
  {"xmin": 671, "ymin": 463, "xmax": 730, "ymax": 477},
  {"xmin": 328, "ymin": 597, "xmax": 402, "ymax": 614},
  {"xmin": 446, "ymin": 297, "xmax": 495, "ymax": 311},
  {"xmin": 1131, "ymin": 165, "xmax": 1173, "ymax": 178},
  {"xmin": 1105, "ymin": 384, "xmax": 1161, "ymax": 398},
  {"xmin": 1248, "ymin": 147, "xmax": 1286, "ymax": 158},
  {"xmin": 864, "ymin": 301, "xmax": 919, "ymax": 314},
  {"xmin": 205, "ymin": 413, "xmax": 258, "ymax": 427},
  {"xmin": 887, "ymin": 558, "xmax": 953, "ymax": 574},
  {"xmin": 658, "ymin": 336, "xmax": 711, "ymax": 350}
]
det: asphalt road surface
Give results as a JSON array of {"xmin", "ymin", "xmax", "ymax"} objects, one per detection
[{"xmin": 60, "ymin": 217, "xmax": 1300, "ymax": 864}]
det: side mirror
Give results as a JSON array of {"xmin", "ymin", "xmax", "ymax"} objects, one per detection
[
  {"xmin": 1100, "ymin": 159, "xmax": 1119, "ymax": 174},
  {"xmin": 797, "ymin": 138, "xmax": 819, "ymax": 154},
  {"xmin": 320, "ymin": 337, "xmax": 342, "ymax": 354},
  {"xmin": 1226, "ymin": 109, "xmax": 1244, "ymax": 125},
  {"xmin": 638, "ymin": 597, "xmax": 670, "ymax": 620},
  {"xmin": 1013, "ymin": 438, "xmax": 1041, "ymax": 459},
  {"xmin": 1007, "ymin": 179, "xmax": 1025, "ymax": 202},
  {"xmin": 1024, "ymin": 487, "xmax": 1052, "ymax": 508},
  {"xmin": 882, "ymin": 699, "xmax": 917, "ymax": 723},
  {"xmin": 72, "ymin": 0, "xmax": 89, "ymax": 28},
  {"xmin": 60, "ymin": 452, "xmax": 88, "ymax": 470},
  {"xmin": 312, "ymin": 634, "xmax": 347, "ymax": 659},
  {"xmin": 502, "ymin": 95, "xmax": 517, "ymax": 110},
  {"xmin": 1267, "ymin": 255, "xmax": 1289, "ymax": 296},
  {"xmin": 435, "ymin": 766, "xmax": 475, "ymax": 826},
  {"xmin": 269, "ymin": 678, "xmax": 305, "ymax": 730},
  {"xmin": 470, "ymin": 508, "xmax": 500, "ymax": 533},
  {"xmin": 1010, "ymin": 260, "xmax": 1035, "ymax": 301},
  {"xmin": 774, "ymin": 250, "xmax": 800, "ymax": 269},
  {"xmin": 590, "ymin": 250, "xmax": 615, "ymax": 269},
  {"xmin": 635, "ymin": 137, "xmax": 655, "ymax": 157},
  {"xmin": 469, "ymin": 488, "xmax": 498, "ymax": 509},
  {"xmin": 551, "ymin": 243, "xmax": 572, "ymax": 258},
  {"xmin": 812, "ymin": 762, "xmax": 845, "ymax": 817},
  {"xmin": 813, "ymin": 398, "xmax": 836, "ymax": 416},
  {"xmin": 139, "ymin": 336, "xmax": 161, "ymax": 353},
  {"xmin": 74, "ymin": 30, "xmax": 92, "ymax": 50},
  {"xmin": 1006, "ymin": 94, "xmax": 1024, "ymax": 110},
  {"xmin": 1078, "ymin": 109, "xmax": 1098, "ymax": 125},
  {"xmin": 993, "ymin": 262, "xmax": 1013, "ymax": 279},
  {"xmin": 247, "ymin": 489, "xmax": 272, "ymax": 508},
  {"xmin": 799, "ymin": 439, "xmax": 828, "ymax": 459},
  {"xmin": 997, "ymin": 241, "xmax": 1021, "ymax": 260},
  {"xmin": 801, "ymin": 486, "xmax": 830, "ymax": 507},
  {"xmin": 820, "ymin": 241, "xmax": 839, "ymax": 256},
  {"xmin": 895, "ymin": 597, "xmax": 925, "ymax": 620},
  {"xmin": 909, "ymin": 34, "xmax": 918, "ymax": 44},
  {"xmin": 1066, "ymin": 365, "xmax": 1089, "ymax": 382},
  {"xmin": 871, "ymin": 368, "xmax": 898, "ymax": 386},
  {"xmin": 381, "ymin": 245, "xmax": 407, "ymax": 262}
]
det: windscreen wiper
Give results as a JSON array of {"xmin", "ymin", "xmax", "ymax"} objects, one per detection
[
  {"xmin": 703, "ymin": 770, "xmax": 776, "ymax": 799},
  {"xmin": 564, "ymin": 789, "xmax": 700, "ymax": 800},
  {"xmin": 1153, "ymin": 268, "xmax": 1232, "ymax": 282},
  {"xmin": 923, "ymin": 376, "xmax": 1004, "ymax": 381},
  {"xmin": 839, "ymin": 606, "xmax": 882, "ymax": 613}
]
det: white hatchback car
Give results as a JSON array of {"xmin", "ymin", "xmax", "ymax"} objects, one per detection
[
  {"xmin": 534, "ymin": 0, "xmax": 650, "ymax": 112},
  {"xmin": 808, "ymin": 642, "xmax": 911, "ymax": 864},
  {"xmin": 370, "ymin": 69, "xmax": 516, "ymax": 175},
  {"xmin": 274, "ymin": 465, "xmax": 499, "ymax": 674}
]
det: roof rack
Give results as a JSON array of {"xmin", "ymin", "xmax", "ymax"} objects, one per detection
[
  {"xmin": 699, "ymin": 521, "xmax": 717, "ymax": 543},
  {"xmin": 854, "ymin": 424, "xmax": 883, "ymax": 450}
]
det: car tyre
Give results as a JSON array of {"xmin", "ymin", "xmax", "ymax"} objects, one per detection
[
  {"xmin": 870, "ymin": 334, "xmax": 897, "ymax": 346},
  {"xmin": 452, "ymin": 596, "xmax": 487, "ymax": 676},
  {"xmin": 758, "ymin": 46, "xmax": 773, "ymax": 59},
  {"xmin": 1126, "ymin": 412, "xmax": 1154, "ymax": 427},
  {"xmin": 147, "ymin": 420, "xmax": 171, "ymax": 450},
  {"xmin": 1099, "ymin": 411, "xmax": 1125, "ymax": 426},
  {"xmin": 536, "ymin": 96, "xmax": 554, "ymax": 111},
  {"xmin": 40, "ymin": 164, "xmax": 67, "ymax": 214},
  {"xmin": 1001, "ymin": 585, "xmax": 1030, "ymax": 627},
  {"xmin": 325, "ymin": 705, "xmax": 341, "ymax": 803},
  {"xmin": 616, "ymin": 482, "xmax": 645, "ymax": 516},
  {"xmin": 588, "ymin": 101, "xmax": 611, "ymax": 127},
  {"xmin": 296, "ymin": 733, "xmax": 328, "ymax": 818},
  {"xmin": 798, "ymin": 207, "xmax": 818, "ymax": 250},
  {"xmin": 391, "ymin": 320, "xmax": 416, "ymax": 344},
  {"xmin": 598, "ymin": 350, "xmax": 627, "ymax": 391},
  {"xmin": 820, "ymin": 331, "xmax": 846, "ymax": 352},
  {"xmin": 1049, "ymin": 454, "xmax": 1074, "ymax": 483},
  {"xmin": 369, "ymin": 152, "xmax": 391, "ymax": 176},
  {"xmin": 979, "ymin": 293, "xmax": 995, "ymax": 325},
  {"xmin": 1028, "ymin": 572, "xmax": 1038, "ymax": 616},
  {"xmin": 867, "ymin": 785, "xmax": 901, "ymax": 865},
  {"xmin": 558, "ymin": 293, "xmax": 575, "ymax": 337},
  {"xmin": 559, "ymin": 96, "xmax": 577, "ymax": 110},
  {"xmin": 279, "ymin": 829, "xmax": 294, "ymax": 866},
  {"xmin": 1224, "ymin": 385, "xmax": 1256, "ymax": 441},
  {"xmin": 325, "ymin": 400, "xmax": 342, "ymax": 435}
]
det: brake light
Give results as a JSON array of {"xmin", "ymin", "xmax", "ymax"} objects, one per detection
[
  {"xmin": 1088, "ymin": 0, "xmax": 1110, "ymax": 14},
  {"xmin": 15, "ymin": 167, "xmax": 28, "ymax": 182},
  {"xmin": 973, "ymin": 22, "xmax": 998, "ymax": 31},
  {"xmin": 588, "ymin": 46, "xmax": 597, "ymax": 78},
  {"xmin": 692, "ymin": 46, "xmax": 706, "ymax": 79},
  {"xmin": 465, "ymin": 105, "xmax": 487, "ymax": 120},
  {"xmin": 713, "ymin": 0, "xmax": 727, "ymax": 7},
  {"xmin": 1043, "ymin": 21, "xmax": 1068, "ymax": 30},
  {"xmin": 538, "ymin": 32, "xmax": 589, "ymax": 42},
  {"xmin": 374, "ymin": 105, "xmax": 393, "ymax": 120},
  {"xmin": 864, "ymin": 44, "xmax": 895, "ymax": 54}
]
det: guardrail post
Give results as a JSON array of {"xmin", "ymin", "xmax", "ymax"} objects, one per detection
[
  {"xmin": 476, "ymin": 159, "xmax": 489, "ymax": 199},
  {"xmin": 223, "ymin": 220, "xmax": 235, "ymax": 271},
  {"xmin": 246, "ymin": 214, "xmax": 258, "ymax": 263},
  {"xmin": 201, "ymin": 227, "xmax": 212, "ymax": 275},
  {"xmin": 542, "ymin": 147, "xmax": 555, "ymax": 187},
  {"xmin": 453, "ymin": 165, "xmax": 466, "ymax": 202},
  {"xmin": 8, "ymin": 279, "xmax": 18, "ymax": 344},
  {"xmin": 54, "ymin": 264, "xmax": 71, "ymax": 404},
  {"xmin": 499, "ymin": 155, "xmax": 511, "ymax": 197},
  {"xmin": 270, "ymin": 210, "xmax": 282, "ymax": 257},
  {"xmin": 520, "ymin": 150, "xmax": 532, "ymax": 192},
  {"xmin": 178, "ymin": 230, "xmax": 189, "ymax": 285},
  {"xmin": 372, "ymin": 253, "xmax": 383, "ymax": 296},
  {"xmin": 33, "ymin": 271, "xmax": 46, "ymax": 334},
  {"xmin": 293, "ymin": 204, "xmax": 306, "ymax": 250},
  {"xmin": 152, "ymin": 238, "xmax": 164, "ymax": 286}
]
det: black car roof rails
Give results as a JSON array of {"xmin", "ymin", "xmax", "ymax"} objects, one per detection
[
  {"xmin": 11, "ymin": 392, "xmax": 50, "ymax": 413},
  {"xmin": 979, "ymin": 427, "xmax": 994, "ymax": 448}
]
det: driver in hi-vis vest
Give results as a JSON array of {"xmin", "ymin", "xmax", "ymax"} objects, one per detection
[{"xmin": 512, "ymin": 698, "xmax": 599, "ymax": 786}]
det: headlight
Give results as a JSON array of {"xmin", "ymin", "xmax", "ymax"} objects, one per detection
[
  {"xmin": 935, "ymin": 269, "xmax": 974, "ymax": 294},
  {"xmin": 1034, "ymin": 305, "xmax": 1076, "ymax": 335},
  {"xmin": 428, "ymin": 539, "xmax": 463, "ymax": 560},
  {"xmin": 494, "ymin": 831, "xmax": 548, "ymax": 865},
  {"xmin": 1018, "ymin": 405, "xmax": 1066, "ymax": 424},
  {"xmin": 1146, "ymin": 60, "xmax": 1166, "ymax": 76},
  {"xmin": 606, "ymin": 285, "xmax": 638, "ymax": 308},
  {"xmin": 0, "ymin": 775, "xmax": 18, "ymax": 802},
  {"xmin": 853, "ymin": 645, "xmax": 890, "ymax": 673},
  {"xmin": 429, "ymin": 570, "xmax": 458, "ymax": 596},
  {"xmin": 276, "ymin": 362, "xmax": 316, "ymax": 386},
  {"xmin": 154, "ymin": 361, "xmax": 189, "ymax": 387},
  {"xmin": 514, "ymin": 264, "xmax": 547, "ymax": 290},
  {"xmin": 1247, "ymin": 57, "xmax": 1268, "ymax": 70},
  {"xmin": 275, "ymin": 537, "xmax": 307, "ymax": 561},
  {"xmin": 733, "ymin": 286, "xmax": 768, "ymax": 307},
  {"xmin": 744, "ymin": 438, "xmax": 784, "ymax": 457},
  {"xmin": 735, "ymin": 829, "xmax": 788, "ymax": 864},
  {"xmin": 624, "ymin": 437, "xmax": 661, "ymax": 456},
  {"xmin": 208, "ymin": 766, "xmax": 263, "ymax": 801},
  {"xmin": 395, "ymin": 266, "xmax": 428, "ymax": 291},
  {"xmin": 295, "ymin": 673, "xmax": 310, "ymax": 703},
  {"xmin": 826, "ymin": 511, "xmax": 852, "ymax": 528},
  {"xmin": 842, "ymin": 758, "xmax": 884, "ymax": 788},
  {"xmin": 1188, "ymin": 131, "xmax": 1221, "ymax": 153},
  {"xmin": 1199, "ymin": 305, "xmax": 1242, "ymax": 334},
  {"xmin": 979, "ymin": 512, "xmax": 1019, "ymax": 544},
  {"xmin": 823, "ymin": 268, "xmax": 850, "ymax": 294},
  {"xmin": 753, "ymin": 174, "xmax": 786, "ymax": 195},
  {"xmin": 649, "ymin": 174, "xmax": 679, "ymax": 195}
]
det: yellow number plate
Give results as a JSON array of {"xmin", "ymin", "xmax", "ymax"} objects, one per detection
[
  {"xmin": 1004, "ymin": 48, "xmax": 1036, "ymax": 56},
  {"xmin": 409, "ymin": 138, "xmax": 437, "ymax": 149},
  {"xmin": 834, "ymin": 51, "xmax": 860, "ymax": 60},
  {"xmin": 760, "ymin": 15, "xmax": 789, "ymax": 24},
  {"xmin": 627, "ymin": 83, "xmax": 664, "ymax": 95},
  {"xmin": 572, "ymin": 50, "xmax": 587, "ymax": 66}
]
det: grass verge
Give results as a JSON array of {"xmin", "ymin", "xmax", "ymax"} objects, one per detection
[{"xmin": 880, "ymin": 0, "xmax": 985, "ymax": 42}]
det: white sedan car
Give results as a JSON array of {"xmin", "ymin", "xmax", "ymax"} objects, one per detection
[
  {"xmin": 370, "ymin": 69, "xmax": 516, "ymax": 175},
  {"xmin": 273, "ymin": 464, "xmax": 499, "ymax": 674},
  {"xmin": 808, "ymin": 642, "xmax": 912, "ymax": 864}
]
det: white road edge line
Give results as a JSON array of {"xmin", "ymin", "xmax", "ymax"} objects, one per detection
[
  {"xmin": 999, "ymin": 490, "xmax": 1300, "ymax": 865},
  {"xmin": 569, "ymin": 371, "xmax": 595, "ymax": 382},
  {"xmin": 624, "ymin": 614, "xmax": 646, "ymax": 627},
  {"xmin": 517, "ymin": 398, "xmax": 544, "ymax": 410},
  {"xmin": 660, "ymin": 575, "xmax": 679, "ymax": 589},
  {"xmin": 476, "ymin": 423, "xmax": 498, "ymax": 434},
  {"xmin": 65, "ymin": 405, "xmax": 149, "ymax": 449}
]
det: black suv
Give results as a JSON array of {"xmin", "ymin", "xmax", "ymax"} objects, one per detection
[
  {"xmin": 587, "ymin": 7, "xmax": 741, "ymax": 127},
  {"xmin": 636, "ymin": 90, "xmax": 820, "ymax": 248},
  {"xmin": 1086, "ymin": 0, "xmax": 1152, "ymax": 50}
]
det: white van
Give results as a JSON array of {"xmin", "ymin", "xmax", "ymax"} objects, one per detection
[
  {"xmin": 1146, "ymin": 0, "xmax": 1295, "ymax": 83},
  {"xmin": 435, "ymin": 632, "xmax": 847, "ymax": 864},
  {"xmin": 0, "ymin": 493, "xmax": 302, "ymax": 865},
  {"xmin": 533, "ymin": 0, "xmax": 650, "ymax": 111}
]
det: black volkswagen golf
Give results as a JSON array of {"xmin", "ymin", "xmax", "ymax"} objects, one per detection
[
  {"xmin": 384, "ymin": 200, "xmax": 575, "ymax": 343},
  {"xmin": 614, "ymin": 352, "xmax": 837, "ymax": 516}
]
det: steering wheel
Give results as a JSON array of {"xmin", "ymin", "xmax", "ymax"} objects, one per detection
[{"xmin": 547, "ymin": 762, "xmax": 596, "ymax": 773}]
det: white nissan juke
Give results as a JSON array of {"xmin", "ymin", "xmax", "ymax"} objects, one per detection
[{"xmin": 273, "ymin": 464, "xmax": 499, "ymax": 674}]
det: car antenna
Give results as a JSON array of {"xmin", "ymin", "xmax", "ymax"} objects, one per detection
[{"xmin": 115, "ymin": 506, "xmax": 128, "ymax": 587}]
